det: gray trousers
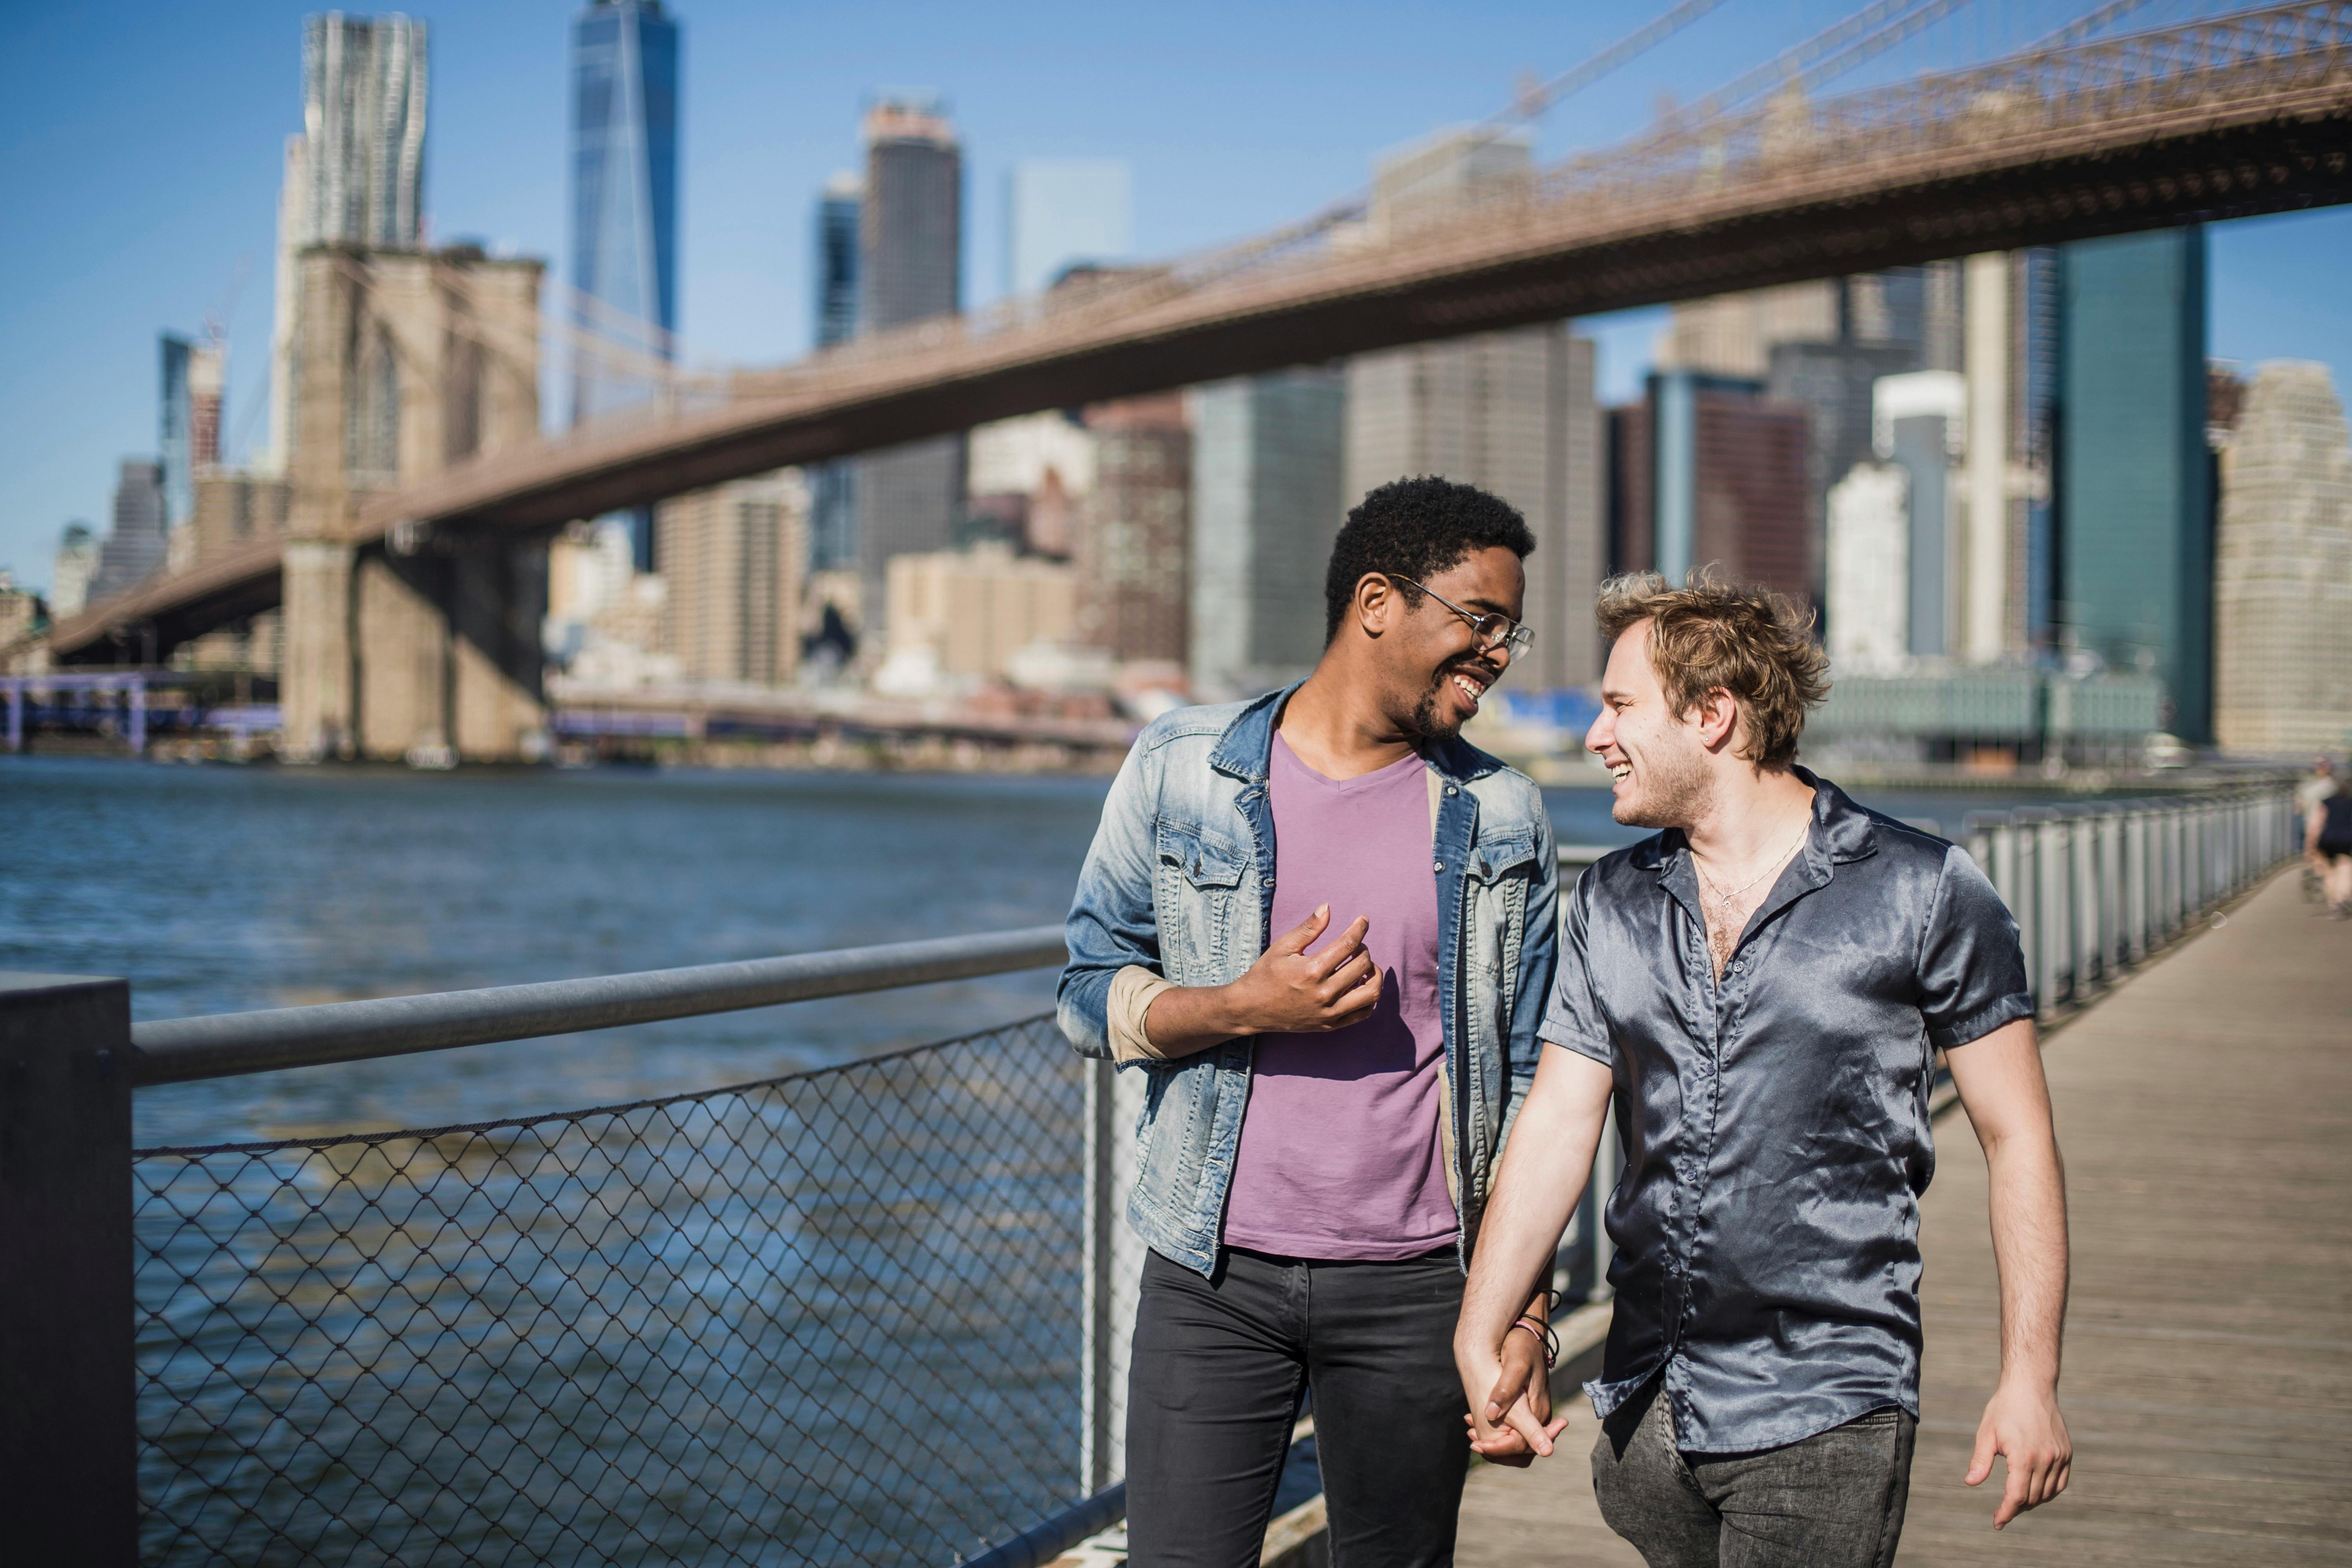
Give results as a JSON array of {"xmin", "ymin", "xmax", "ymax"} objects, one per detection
[{"xmin": 1591, "ymin": 1379, "xmax": 1916, "ymax": 1568}]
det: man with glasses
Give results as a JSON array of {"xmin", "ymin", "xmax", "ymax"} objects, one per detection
[{"xmin": 1059, "ymin": 477, "xmax": 1561, "ymax": 1568}]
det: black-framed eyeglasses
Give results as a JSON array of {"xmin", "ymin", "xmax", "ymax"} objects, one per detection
[{"xmin": 1390, "ymin": 576, "xmax": 1534, "ymax": 661}]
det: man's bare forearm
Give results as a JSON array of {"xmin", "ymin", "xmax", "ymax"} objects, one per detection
[
  {"xmin": 1140, "ymin": 905, "xmax": 1383, "ymax": 1057},
  {"xmin": 1949, "ymin": 1018, "xmax": 2070, "ymax": 1388},
  {"xmin": 1985, "ymin": 1122, "xmax": 2069, "ymax": 1387},
  {"xmin": 1456, "ymin": 1049, "xmax": 1614, "ymax": 1363},
  {"xmin": 1140, "ymin": 984, "xmax": 1253, "ymax": 1058}
]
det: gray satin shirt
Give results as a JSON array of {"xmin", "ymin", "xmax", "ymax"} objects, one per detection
[{"xmin": 1543, "ymin": 771, "xmax": 2031, "ymax": 1453}]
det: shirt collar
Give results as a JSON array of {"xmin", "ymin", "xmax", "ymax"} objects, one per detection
[{"xmin": 1633, "ymin": 765, "xmax": 1879, "ymax": 878}]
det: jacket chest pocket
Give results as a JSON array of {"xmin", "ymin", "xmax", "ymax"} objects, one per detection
[{"xmin": 1155, "ymin": 824, "xmax": 1248, "ymax": 984}]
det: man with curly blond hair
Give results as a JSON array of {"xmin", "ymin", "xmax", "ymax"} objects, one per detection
[{"xmin": 1452, "ymin": 572, "xmax": 2073, "ymax": 1567}]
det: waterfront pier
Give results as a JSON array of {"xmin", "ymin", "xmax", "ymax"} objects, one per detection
[{"xmin": 1452, "ymin": 864, "xmax": 2352, "ymax": 1567}]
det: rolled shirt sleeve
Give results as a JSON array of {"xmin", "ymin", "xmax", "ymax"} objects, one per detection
[
  {"xmin": 1540, "ymin": 867, "xmax": 1615, "ymax": 1067},
  {"xmin": 1918, "ymin": 844, "xmax": 2035, "ymax": 1050}
]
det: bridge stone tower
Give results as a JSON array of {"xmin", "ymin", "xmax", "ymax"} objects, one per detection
[{"xmin": 279, "ymin": 243, "xmax": 549, "ymax": 763}]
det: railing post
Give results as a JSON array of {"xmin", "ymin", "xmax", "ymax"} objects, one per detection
[
  {"xmin": 2031, "ymin": 812, "xmax": 2067, "ymax": 1009},
  {"xmin": 1082, "ymin": 1058, "xmax": 1117, "ymax": 1494},
  {"xmin": 5, "ymin": 682, "xmax": 21, "ymax": 753},
  {"xmin": 2127, "ymin": 807, "xmax": 2150, "ymax": 962},
  {"xmin": 0, "ymin": 973, "xmax": 137, "ymax": 1561},
  {"xmin": 2071, "ymin": 813, "xmax": 2098, "ymax": 993},
  {"xmin": 2162, "ymin": 808, "xmax": 2182, "ymax": 938},
  {"xmin": 2097, "ymin": 813, "xmax": 2123, "ymax": 976},
  {"xmin": 1081, "ymin": 1057, "xmax": 1142, "ymax": 1494},
  {"xmin": 2011, "ymin": 820, "xmax": 2041, "ymax": 1010}
]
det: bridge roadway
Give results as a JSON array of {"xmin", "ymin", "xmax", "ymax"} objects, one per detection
[
  {"xmin": 1452, "ymin": 865, "xmax": 2351, "ymax": 1566},
  {"xmin": 42, "ymin": 1, "xmax": 2352, "ymax": 664}
]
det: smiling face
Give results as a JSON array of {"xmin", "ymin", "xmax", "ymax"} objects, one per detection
[
  {"xmin": 1368, "ymin": 546, "xmax": 1526, "ymax": 745},
  {"xmin": 1588, "ymin": 619, "xmax": 1716, "ymax": 828}
]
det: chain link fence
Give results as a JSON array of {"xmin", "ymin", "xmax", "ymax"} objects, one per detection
[{"xmin": 134, "ymin": 1014, "xmax": 1089, "ymax": 1567}]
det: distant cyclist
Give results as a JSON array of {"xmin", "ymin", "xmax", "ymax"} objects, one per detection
[{"xmin": 2308, "ymin": 769, "xmax": 2352, "ymax": 919}]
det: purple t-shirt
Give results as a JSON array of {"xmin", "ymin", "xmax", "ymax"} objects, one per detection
[{"xmin": 1222, "ymin": 733, "xmax": 1458, "ymax": 1261}]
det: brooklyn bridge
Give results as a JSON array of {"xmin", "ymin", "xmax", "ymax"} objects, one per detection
[{"xmin": 28, "ymin": 0, "xmax": 2352, "ymax": 760}]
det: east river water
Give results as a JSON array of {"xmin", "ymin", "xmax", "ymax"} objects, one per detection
[{"xmin": 0, "ymin": 754, "xmax": 2089, "ymax": 1148}]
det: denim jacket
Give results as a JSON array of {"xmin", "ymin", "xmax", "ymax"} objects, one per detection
[{"xmin": 1057, "ymin": 684, "xmax": 1559, "ymax": 1278}]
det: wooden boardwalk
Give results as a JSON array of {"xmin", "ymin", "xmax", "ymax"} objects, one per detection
[{"xmin": 1455, "ymin": 867, "xmax": 2352, "ymax": 1566}]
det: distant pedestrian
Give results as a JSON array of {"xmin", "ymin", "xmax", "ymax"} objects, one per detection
[
  {"xmin": 2298, "ymin": 759, "xmax": 2339, "ymax": 904},
  {"xmin": 2295, "ymin": 755, "xmax": 2338, "ymax": 815},
  {"xmin": 1058, "ymin": 477, "xmax": 1558, "ymax": 1568},
  {"xmin": 1455, "ymin": 572, "xmax": 2073, "ymax": 1566},
  {"xmin": 2309, "ymin": 775, "xmax": 2352, "ymax": 918}
]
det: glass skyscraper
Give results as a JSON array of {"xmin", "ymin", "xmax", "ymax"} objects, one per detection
[
  {"xmin": 809, "ymin": 173, "xmax": 861, "ymax": 573},
  {"xmin": 2058, "ymin": 225, "xmax": 2213, "ymax": 741},
  {"xmin": 571, "ymin": 0, "xmax": 679, "ymax": 564}
]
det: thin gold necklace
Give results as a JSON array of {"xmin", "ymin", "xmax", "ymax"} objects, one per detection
[{"xmin": 1693, "ymin": 818, "xmax": 1810, "ymax": 915}]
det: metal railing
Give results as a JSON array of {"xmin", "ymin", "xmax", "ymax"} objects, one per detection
[
  {"xmin": 0, "ymin": 789, "xmax": 2299, "ymax": 1564},
  {"xmin": 1960, "ymin": 787, "xmax": 2302, "ymax": 1014},
  {"xmin": 2, "ymin": 931, "xmax": 1111, "ymax": 1568}
]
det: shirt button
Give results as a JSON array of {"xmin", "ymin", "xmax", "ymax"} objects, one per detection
[
  {"xmin": 1433, "ymin": 860, "xmax": 1445, "ymax": 873},
  {"xmin": 1445, "ymin": 785, "xmax": 1458, "ymax": 796}
]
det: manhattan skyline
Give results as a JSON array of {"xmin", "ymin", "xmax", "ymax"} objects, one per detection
[{"xmin": 5, "ymin": 0, "xmax": 2348, "ymax": 590}]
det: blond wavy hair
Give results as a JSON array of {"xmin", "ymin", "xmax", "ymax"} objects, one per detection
[{"xmin": 1596, "ymin": 571, "xmax": 1830, "ymax": 771}]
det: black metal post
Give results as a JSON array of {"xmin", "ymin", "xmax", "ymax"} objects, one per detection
[{"xmin": 0, "ymin": 973, "xmax": 136, "ymax": 1559}]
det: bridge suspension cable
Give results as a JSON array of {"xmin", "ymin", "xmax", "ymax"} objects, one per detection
[
  {"xmin": 1668, "ymin": 0, "xmax": 1985, "ymax": 123},
  {"xmin": 1487, "ymin": 0, "xmax": 1738, "ymax": 126}
]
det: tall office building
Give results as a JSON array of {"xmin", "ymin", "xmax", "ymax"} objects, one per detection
[
  {"xmin": 656, "ymin": 471, "xmax": 807, "ymax": 686},
  {"xmin": 1825, "ymin": 462, "xmax": 1909, "ymax": 672},
  {"xmin": 160, "ymin": 335, "xmax": 225, "ymax": 528},
  {"xmin": 2058, "ymin": 226, "xmax": 2213, "ymax": 741},
  {"xmin": 267, "ymin": 13, "xmax": 428, "ymax": 470},
  {"xmin": 1608, "ymin": 375, "xmax": 1811, "ymax": 608},
  {"xmin": 571, "ymin": 0, "xmax": 680, "ymax": 570},
  {"xmin": 1871, "ymin": 371, "xmax": 1966, "ymax": 659},
  {"xmin": 2213, "ymin": 361, "xmax": 2352, "ymax": 755},
  {"xmin": 1077, "ymin": 395, "xmax": 1191, "ymax": 666},
  {"xmin": 1005, "ymin": 160, "xmax": 1131, "ymax": 297},
  {"xmin": 808, "ymin": 172, "xmax": 862, "ymax": 574},
  {"xmin": 1666, "ymin": 274, "xmax": 1927, "ymax": 618},
  {"xmin": 1189, "ymin": 369, "xmax": 1346, "ymax": 699},
  {"xmin": 967, "ymin": 409, "xmax": 1095, "ymax": 558},
  {"xmin": 1345, "ymin": 129, "xmax": 1606, "ymax": 690},
  {"xmin": 50, "ymin": 523, "xmax": 98, "ymax": 621},
  {"xmin": 855, "ymin": 96, "xmax": 964, "ymax": 641},
  {"xmin": 570, "ymin": 0, "xmax": 680, "ymax": 424},
  {"xmin": 89, "ymin": 461, "xmax": 169, "ymax": 604},
  {"xmin": 2018, "ymin": 248, "xmax": 2063, "ymax": 653}
]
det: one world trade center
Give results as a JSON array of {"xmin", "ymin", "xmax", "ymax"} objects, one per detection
[{"xmin": 570, "ymin": 0, "xmax": 679, "ymax": 565}]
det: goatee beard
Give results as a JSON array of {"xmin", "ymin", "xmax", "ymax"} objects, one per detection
[{"xmin": 1406, "ymin": 663, "xmax": 1476, "ymax": 744}]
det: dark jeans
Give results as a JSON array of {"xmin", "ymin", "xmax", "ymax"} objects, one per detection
[
  {"xmin": 1125, "ymin": 1245, "xmax": 1470, "ymax": 1568},
  {"xmin": 1592, "ymin": 1377, "xmax": 1916, "ymax": 1568}
]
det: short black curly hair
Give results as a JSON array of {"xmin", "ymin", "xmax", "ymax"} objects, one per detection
[{"xmin": 1324, "ymin": 476, "xmax": 1537, "ymax": 642}]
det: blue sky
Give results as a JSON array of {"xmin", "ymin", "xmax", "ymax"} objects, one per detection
[{"xmin": 5, "ymin": 0, "xmax": 2347, "ymax": 591}]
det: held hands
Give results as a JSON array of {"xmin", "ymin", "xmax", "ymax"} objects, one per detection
[
  {"xmin": 1221, "ymin": 904, "xmax": 1383, "ymax": 1035},
  {"xmin": 1966, "ymin": 1378, "xmax": 2072, "ymax": 1528},
  {"xmin": 1458, "ymin": 1325, "xmax": 1568, "ymax": 1468}
]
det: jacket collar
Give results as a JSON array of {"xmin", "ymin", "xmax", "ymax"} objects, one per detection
[{"xmin": 1209, "ymin": 679, "xmax": 1509, "ymax": 787}]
